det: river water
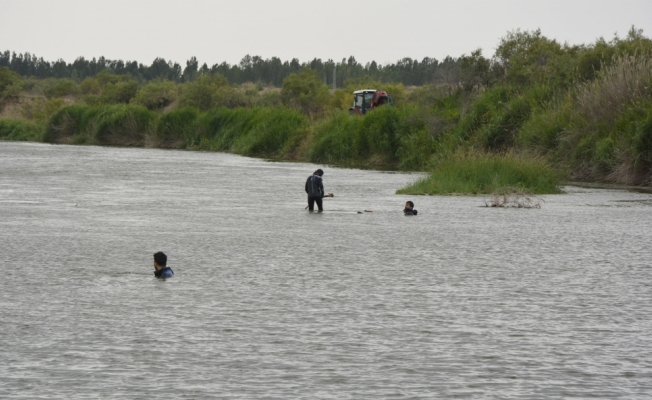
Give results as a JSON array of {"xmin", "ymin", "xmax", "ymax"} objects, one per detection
[{"xmin": 1, "ymin": 142, "xmax": 651, "ymax": 399}]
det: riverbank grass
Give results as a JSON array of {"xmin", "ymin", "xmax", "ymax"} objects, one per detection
[
  {"xmin": 0, "ymin": 119, "xmax": 45, "ymax": 141},
  {"xmin": 397, "ymin": 152, "xmax": 562, "ymax": 195}
]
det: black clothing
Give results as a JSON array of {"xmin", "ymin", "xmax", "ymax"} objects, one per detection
[
  {"xmin": 308, "ymin": 196, "xmax": 323, "ymax": 211},
  {"xmin": 305, "ymin": 174, "xmax": 324, "ymax": 197},
  {"xmin": 306, "ymin": 174, "xmax": 325, "ymax": 211},
  {"xmin": 403, "ymin": 208, "xmax": 418, "ymax": 215},
  {"xmin": 154, "ymin": 266, "xmax": 174, "ymax": 278}
]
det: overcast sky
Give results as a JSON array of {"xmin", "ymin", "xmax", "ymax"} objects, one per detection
[{"xmin": 2, "ymin": 0, "xmax": 651, "ymax": 67}]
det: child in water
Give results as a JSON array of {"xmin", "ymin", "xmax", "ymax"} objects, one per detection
[{"xmin": 403, "ymin": 201, "xmax": 418, "ymax": 216}]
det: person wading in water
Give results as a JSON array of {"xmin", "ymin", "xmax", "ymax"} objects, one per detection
[
  {"xmin": 305, "ymin": 169, "xmax": 333, "ymax": 211},
  {"xmin": 153, "ymin": 251, "xmax": 174, "ymax": 278},
  {"xmin": 403, "ymin": 201, "xmax": 418, "ymax": 215}
]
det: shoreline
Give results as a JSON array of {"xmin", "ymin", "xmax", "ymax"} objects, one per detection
[{"xmin": 4, "ymin": 139, "xmax": 652, "ymax": 195}]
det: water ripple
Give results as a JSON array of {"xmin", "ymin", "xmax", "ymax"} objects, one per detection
[{"xmin": 1, "ymin": 142, "xmax": 651, "ymax": 398}]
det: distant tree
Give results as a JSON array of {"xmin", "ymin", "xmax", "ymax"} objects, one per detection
[
  {"xmin": 178, "ymin": 74, "xmax": 230, "ymax": 110},
  {"xmin": 493, "ymin": 29, "xmax": 564, "ymax": 85},
  {"xmin": 1, "ymin": 49, "xmax": 469, "ymax": 88},
  {"xmin": 43, "ymin": 78, "xmax": 79, "ymax": 98},
  {"xmin": 0, "ymin": 67, "xmax": 21, "ymax": 92},
  {"xmin": 0, "ymin": 66, "xmax": 24, "ymax": 100},
  {"xmin": 281, "ymin": 69, "xmax": 330, "ymax": 116},
  {"xmin": 148, "ymin": 57, "xmax": 181, "ymax": 81},
  {"xmin": 100, "ymin": 81, "xmax": 139, "ymax": 103},
  {"xmin": 131, "ymin": 80, "xmax": 178, "ymax": 110},
  {"xmin": 458, "ymin": 49, "xmax": 491, "ymax": 91},
  {"xmin": 183, "ymin": 57, "xmax": 199, "ymax": 82},
  {"xmin": 80, "ymin": 77, "xmax": 102, "ymax": 95},
  {"xmin": 95, "ymin": 70, "xmax": 124, "ymax": 86}
]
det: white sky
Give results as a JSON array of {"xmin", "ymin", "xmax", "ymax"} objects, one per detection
[{"xmin": 1, "ymin": 0, "xmax": 651, "ymax": 67}]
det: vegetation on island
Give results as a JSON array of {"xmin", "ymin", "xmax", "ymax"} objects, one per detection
[{"xmin": 1, "ymin": 27, "xmax": 652, "ymax": 195}]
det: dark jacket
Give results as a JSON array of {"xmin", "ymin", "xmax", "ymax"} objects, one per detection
[
  {"xmin": 154, "ymin": 267, "xmax": 174, "ymax": 278},
  {"xmin": 305, "ymin": 174, "xmax": 324, "ymax": 198},
  {"xmin": 403, "ymin": 208, "xmax": 418, "ymax": 215}
]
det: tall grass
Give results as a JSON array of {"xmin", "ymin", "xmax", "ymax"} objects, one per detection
[
  {"xmin": 192, "ymin": 107, "xmax": 309, "ymax": 157},
  {"xmin": 155, "ymin": 107, "xmax": 198, "ymax": 148},
  {"xmin": 230, "ymin": 108, "xmax": 308, "ymax": 156},
  {"xmin": 309, "ymin": 112, "xmax": 362, "ymax": 164},
  {"xmin": 543, "ymin": 53, "xmax": 652, "ymax": 183},
  {"xmin": 449, "ymin": 84, "xmax": 556, "ymax": 152},
  {"xmin": 397, "ymin": 151, "xmax": 562, "ymax": 195},
  {"xmin": 94, "ymin": 105, "xmax": 156, "ymax": 146},
  {"xmin": 517, "ymin": 105, "xmax": 572, "ymax": 152},
  {"xmin": 454, "ymin": 86, "xmax": 517, "ymax": 141},
  {"xmin": 575, "ymin": 54, "xmax": 652, "ymax": 126},
  {"xmin": 0, "ymin": 119, "xmax": 44, "ymax": 141},
  {"xmin": 45, "ymin": 104, "xmax": 157, "ymax": 146},
  {"xmin": 309, "ymin": 106, "xmax": 432, "ymax": 168}
]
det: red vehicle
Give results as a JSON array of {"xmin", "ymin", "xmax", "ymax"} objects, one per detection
[{"xmin": 349, "ymin": 89, "xmax": 393, "ymax": 115}]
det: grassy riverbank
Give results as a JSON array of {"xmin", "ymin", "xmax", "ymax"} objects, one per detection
[
  {"xmin": 2, "ymin": 28, "xmax": 652, "ymax": 195},
  {"xmin": 40, "ymin": 104, "xmax": 433, "ymax": 169},
  {"xmin": 397, "ymin": 152, "xmax": 562, "ymax": 195},
  {"xmin": 0, "ymin": 118, "xmax": 44, "ymax": 141}
]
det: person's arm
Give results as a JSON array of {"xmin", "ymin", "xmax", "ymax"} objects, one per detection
[
  {"xmin": 318, "ymin": 177, "xmax": 324, "ymax": 197},
  {"xmin": 305, "ymin": 177, "xmax": 310, "ymax": 194}
]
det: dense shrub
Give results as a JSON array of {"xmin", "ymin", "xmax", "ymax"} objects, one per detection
[
  {"xmin": 20, "ymin": 98, "xmax": 66, "ymax": 121},
  {"xmin": 518, "ymin": 106, "xmax": 571, "ymax": 151},
  {"xmin": 193, "ymin": 107, "xmax": 308, "ymax": 157},
  {"xmin": 309, "ymin": 112, "xmax": 361, "ymax": 164},
  {"xmin": 253, "ymin": 89, "xmax": 282, "ymax": 107},
  {"xmin": 100, "ymin": 81, "xmax": 139, "ymax": 104},
  {"xmin": 156, "ymin": 107, "xmax": 199, "ymax": 147},
  {"xmin": 633, "ymin": 109, "xmax": 652, "ymax": 168},
  {"xmin": 45, "ymin": 104, "xmax": 156, "ymax": 146},
  {"xmin": 178, "ymin": 74, "xmax": 230, "ymax": 111},
  {"xmin": 309, "ymin": 106, "xmax": 431, "ymax": 168},
  {"xmin": 0, "ymin": 67, "xmax": 23, "ymax": 100},
  {"xmin": 45, "ymin": 104, "xmax": 91, "ymax": 143},
  {"xmin": 80, "ymin": 77, "xmax": 101, "ymax": 95},
  {"xmin": 454, "ymin": 86, "xmax": 517, "ymax": 141},
  {"xmin": 132, "ymin": 80, "xmax": 178, "ymax": 110},
  {"xmin": 94, "ymin": 105, "xmax": 157, "ymax": 146},
  {"xmin": 43, "ymin": 78, "xmax": 79, "ymax": 99},
  {"xmin": 0, "ymin": 119, "xmax": 44, "ymax": 141},
  {"xmin": 479, "ymin": 96, "xmax": 532, "ymax": 150},
  {"xmin": 281, "ymin": 69, "xmax": 330, "ymax": 116}
]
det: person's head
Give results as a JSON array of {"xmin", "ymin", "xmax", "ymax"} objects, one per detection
[
  {"xmin": 314, "ymin": 169, "xmax": 324, "ymax": 176},
  {"xmin": 153, "ymin": 251, "xmax": 167, "ymax": 269},
  {"xmin": 405, "ymin": 201, "xmax": 414, "ymax": 210}
]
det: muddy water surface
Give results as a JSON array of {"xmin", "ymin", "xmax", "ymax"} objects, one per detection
[{"xmin": 1, "ymin": 142, "xmax": 651, "ymax": 398}]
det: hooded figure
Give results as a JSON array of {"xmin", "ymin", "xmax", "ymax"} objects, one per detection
[{"xmin": 305, "ymin": 169, "xmax": 325, "ymax": 211}]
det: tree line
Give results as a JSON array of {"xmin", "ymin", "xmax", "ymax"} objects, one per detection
[
  {"xmin": 0, "ymin": 50, "xmax": 462, "ymax": 87},
  {"xmin": 3, "ymin": 25, "xmax": 650, "ymax": 92}
]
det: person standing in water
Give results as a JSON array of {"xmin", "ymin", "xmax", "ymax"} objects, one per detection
[
  {"xmin": 153, "ymin": 251, "xmax": 174, "ymax": 278},
  {"xmin": 403, "ymin": 201, "xmax": 418, "ymax": 215},
  {"xmin": 305, "ymin": 169, "xmax": 333, "ymax": 211}
]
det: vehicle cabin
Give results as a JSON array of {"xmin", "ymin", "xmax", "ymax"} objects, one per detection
[{"xmin": 349, "ymin": 89, "xmax": 393, "ymax": 116}]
